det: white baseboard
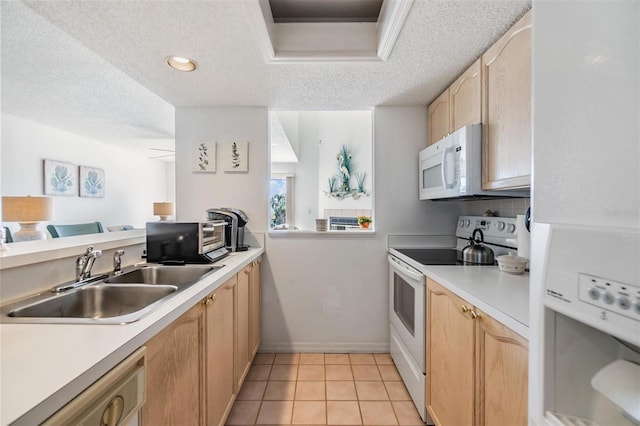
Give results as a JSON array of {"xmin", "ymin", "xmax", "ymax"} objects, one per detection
[{"xmin": 259, "ymin": 341, "xmax": 390, "ymax": 353}]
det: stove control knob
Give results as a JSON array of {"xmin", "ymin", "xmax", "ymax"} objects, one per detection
[
  {"xmin": 602, "ymin": 292, "xmax": 615, "ymax": 305},
  {"xmin": 617, "ymin": 296, "xmax": 631, "ymax": 310},
  {"xmin": 587, "ymin": 287, "xmax": 600, "ymax": 300},
  {"xmin": 507, "ymin": 224, "xmax": 516, "ymax": 233},
  {"xmin": 464, "ymin": 219, "xmax": 471, "ymax": 227},
  {"xmin": 633, "ymin": 300, "xmax": 640, "ymax": 315},
  {"xmin": 497, "ymin": 221, "xmax": 506, "ymax": 231},
  {"xmin": 459, "ymin": 220, "xmax": 464, "ymax": 228}
]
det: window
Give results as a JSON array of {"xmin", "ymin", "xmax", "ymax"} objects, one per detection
[
  {"xmin": 270, "ymin": 174, "xmax": 295, "ymax": 229},
  {"xmin": 269, "ymin": 110, "xmax": 373, "ymax": 232}
]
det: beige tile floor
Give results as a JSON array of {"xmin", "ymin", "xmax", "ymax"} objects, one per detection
[{"xmin": 225, "ymin": 353, "xmax": 425, "ymax": 425}]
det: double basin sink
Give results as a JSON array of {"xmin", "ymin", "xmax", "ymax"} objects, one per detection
[{"xmin": 0, "ymin": 264, "xmax": 222, "ymax": 324}]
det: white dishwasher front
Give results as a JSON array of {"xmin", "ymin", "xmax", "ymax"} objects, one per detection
[{"xmin": 42, "ymin": 347, "xmax": 146, "ymax": 426}]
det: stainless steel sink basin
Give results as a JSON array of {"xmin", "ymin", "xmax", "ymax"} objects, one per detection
[
  {"xmin": 104, "ymin": 264, "xmax": 220, "ymax": 287},
  {"xmin": 0, "ymin": 263, "xmax": 224, "ymax": 324},
  {"xmin": 3, "ymin": 285, "xmax": 177, "ymax": 324}
]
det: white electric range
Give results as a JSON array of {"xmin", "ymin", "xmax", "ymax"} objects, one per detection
[{"xmin": 387, "ymin": 215, "xmax": 522, "ymax": 423}]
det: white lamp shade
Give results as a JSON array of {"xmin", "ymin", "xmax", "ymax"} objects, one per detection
[{"xmin": 2, "ymin": 196, "xmax": 53, "ymax": 222}]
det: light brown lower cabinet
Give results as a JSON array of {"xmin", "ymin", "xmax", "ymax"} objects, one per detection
[
  {"xmin": 141, "ymin": 257, "xmax": 262, "ymax": 426},
  {"xmin": 235, "ymin": 265, "xmax": 251, "ymax": 391},
  {"xmin": 207, "ymin": 276, "xmax": 237, "ymax": 426},
  {"xmin": 426, "ymin": 278, "xmax": 528, "ymax": 426},
  {"xmin": 141, "ymin": 303, "xmax": 206, "ymax": 426},
  {"xmin": 249, "ymin": 259, "xmax": 261, "ymax": 358}
]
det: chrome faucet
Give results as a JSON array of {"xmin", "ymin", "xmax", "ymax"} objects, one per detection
[
  {"xmin": 113, "ymin": 249, "xmax": 125, "ymax": 275},
  {"xmin": 82, "ymin": 248, "xmax": 102, "ymax": 280},
  {"xmin": 54, "ymin": 246, "xmax": 104, "ymax": 292},
  {"xmin": 75, "ymin": 246, "xmax": 102, "ymax": 282},
  {"xmin": 75, "ymin": 246, "xmax": 93, "ymax": 281}
]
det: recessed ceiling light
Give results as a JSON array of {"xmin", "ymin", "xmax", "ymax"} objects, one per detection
[{"xmin": 166, "ymin": 56, "xmax": 198, "ymax": 72}]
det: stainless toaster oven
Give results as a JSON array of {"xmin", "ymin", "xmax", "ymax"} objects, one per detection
[{"xmin": 146, "ymin": 221, "xmax": 228, "ymax": 264}]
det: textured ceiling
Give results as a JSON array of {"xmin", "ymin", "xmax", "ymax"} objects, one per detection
[
  {"xmin": 2, "ymin": 0, "xmax": 531, "ymax": 154},
  {"xmin": 0, "ymin": 1, "xmax": 176, "ymax": 158}
]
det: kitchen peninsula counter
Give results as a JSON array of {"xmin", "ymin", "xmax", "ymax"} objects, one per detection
[{"xmin": 0, "ymin": 247, "xmax": 264, "ymax": 426}]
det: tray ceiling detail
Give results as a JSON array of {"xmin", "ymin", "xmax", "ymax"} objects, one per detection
[{"xmin": 246, "ymin": 0, "xmax": 414, "ymax": 62}]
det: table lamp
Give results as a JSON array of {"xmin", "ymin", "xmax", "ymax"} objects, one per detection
[
  {"xmin": 153, "ymin": 202, "xmax": 174, "ymax": 221},
  {"xmin": 2, "ymin": 196, "xmax": 53, "ymax": 241}
]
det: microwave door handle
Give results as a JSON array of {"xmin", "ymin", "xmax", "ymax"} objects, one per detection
[{"xmin": 441, "ymin": 146, "xmax": 455, "ymax": 189}]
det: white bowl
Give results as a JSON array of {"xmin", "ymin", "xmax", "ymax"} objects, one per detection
[{"xmin": 496, "ymin": 252, "xmax": 528, "ymax": 275}]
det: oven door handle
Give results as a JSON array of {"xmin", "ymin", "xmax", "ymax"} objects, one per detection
[{"xmin": 388, "ymin": 255, "xmax": 424, "ymax": 281}]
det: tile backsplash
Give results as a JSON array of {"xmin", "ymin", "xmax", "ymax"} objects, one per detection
[{"xmin": 461, "ymin": 198, "xmax": 530, "ymax": 218}]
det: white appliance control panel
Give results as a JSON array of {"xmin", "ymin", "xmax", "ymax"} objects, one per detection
[
  {"xmin": 542, "ymin": 224, "xmax": 640, "ymax": 347},
  {"xmin": 579, "ymin": 273, "xmax": 640, "ymax": 319}
]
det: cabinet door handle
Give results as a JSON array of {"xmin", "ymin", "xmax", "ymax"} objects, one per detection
[
  {"xmin": 461, "ymin": 304, "xmax": 470, "ymax": 313},
  {"xmin": 470, "ymin": 311, "xmax": 480, "ymax": 320},
  {"xmin": 202, "ymin": 294, "xmax": 216, "ymax": 306}
]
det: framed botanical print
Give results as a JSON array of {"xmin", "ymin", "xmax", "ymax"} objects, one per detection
[{"xmin": 44, "ymin": 159, "xmax": 77, "ymax": 196}]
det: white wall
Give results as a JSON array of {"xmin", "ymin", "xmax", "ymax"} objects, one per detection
[
  {"xmin": 267, "ymin": 107, "xmax": 460, "ymax": 351},
  {"xmin": 532, "ymin": 1, "xmax": 639, "ymax": 229},
  {"xmin": 1, "ymin": 113, "xmax": 170, "ymax": 231},
  {"xmin": 174, "ymin": 107, "xmax": 269, "ymax": 227},
  {"xmin": 175, "ymin": 106, "xmax": 461, "ymax": 351}
]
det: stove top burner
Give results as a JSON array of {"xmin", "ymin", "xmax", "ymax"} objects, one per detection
[{"xmin": 395, "ymin": 248, "xmax": 463, "ymax": 265}]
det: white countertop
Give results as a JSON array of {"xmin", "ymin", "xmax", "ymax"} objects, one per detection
[
  {"xmin": 0, "ymin": 248, "xmax": 264, "ymax": 426},
  {"xmin": 389, "ymin": 248, "xmax": 529, "ymax": 339}
]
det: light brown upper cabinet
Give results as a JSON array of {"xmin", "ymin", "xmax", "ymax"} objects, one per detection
[
  {"xmin": 427, "ymin": 59, "xmax": 481, "ymax": 147},
  {"xmin": 427, "ymin": 88, "xmax": 451, "ymax": 146},
  {"xmin": 426, "ymin": 278, "xmax": 528, "ymax": 426},
  {"xmin": 451, "ymin": 59, "xmax": 482, "ymax": 131},
  {"xmin": 481, "ymin": 11, "xmax": 532, "ymax": 190}
]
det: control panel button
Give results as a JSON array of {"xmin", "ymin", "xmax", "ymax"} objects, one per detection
[
  {"xmin": 587, "ymin": 287, "xmax": 600, "ymax": 300},
  {"xmin": 602, "ymin": 292, "xmax": 615, "ymax": 305},
  {"xmin": 578, "ymin": 273, "xmax": 639, "ymax": 320},
  {"xmin": 617, "ymin": 296, "xmax": 631, "ymax": 310}
]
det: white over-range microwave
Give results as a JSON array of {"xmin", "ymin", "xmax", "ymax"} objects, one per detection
[{"xmin": 419, "ymin": 124, "xmax": 528, "ymax": 200}]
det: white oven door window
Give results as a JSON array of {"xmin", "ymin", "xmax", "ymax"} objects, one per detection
[
  {"xmin": 388, "ymin": 256, "xmax": 425, "ymax": 372},
  {"xmin": 394, "ymin": 273, "xmax": 415, "ymax": 336}
]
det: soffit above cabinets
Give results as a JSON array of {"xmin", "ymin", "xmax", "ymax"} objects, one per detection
[{"xmin": 246, "ymin": 0, "xmax": 413, "ymax": 62}]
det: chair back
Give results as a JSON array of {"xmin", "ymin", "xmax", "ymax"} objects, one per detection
[
  {"xmin": 47, "ymin": 222, "xmax": 104, "ymax": 238},
  {"xmin": 3, "ymin": 227, "xmax": 13, "ymax": 243},
  {"xmin": 106, "ymin": 225, "xmax": 134, "ymax": 232}
]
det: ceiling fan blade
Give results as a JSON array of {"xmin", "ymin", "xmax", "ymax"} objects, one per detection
[{"xmin": 148, "ymin": 154, "xmax": 175, "ymax": 159}]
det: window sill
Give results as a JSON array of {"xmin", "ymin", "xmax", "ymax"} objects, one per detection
[{"xmin": 268, "ymin": 229, "xmax": 376, "ymax": 238}]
